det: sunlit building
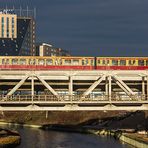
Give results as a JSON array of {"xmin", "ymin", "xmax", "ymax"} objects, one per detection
[
  {"xmin": 36, "ymin": 43, "xmax": 70, "ymax": 56},
  {"xmin": 0, "ymin": 8, "xmax": 36, "ymax": 56}
]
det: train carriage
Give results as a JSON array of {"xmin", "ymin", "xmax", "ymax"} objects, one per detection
[
  {"xmin": 96, "ymin": 57, "xmax": 148, "ymax": 70},
  {"xmin": 0, "ymin": 56, "xmax": 95, "ymax": 70}
]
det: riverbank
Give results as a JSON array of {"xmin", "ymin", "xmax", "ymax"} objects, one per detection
[
  {"xmin": 120, "ymin": 133, "xmax": 148, "ymax": 148},
  {"xmin": 0, "ymin": 128, "xmax": 21, "ymax": 147},
  {"xmin": 88, "ymin": 129, "xmax": 148, "ymax": 148}
]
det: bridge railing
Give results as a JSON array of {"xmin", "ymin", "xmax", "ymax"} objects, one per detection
[{"xmin": 0, "ymin": 94, "xmax": 147, "ymax": 102}]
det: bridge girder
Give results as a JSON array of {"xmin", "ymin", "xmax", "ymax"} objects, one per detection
[{"xmin": 0, "ymin": 70, "xmax": 147, "ymax": 111}]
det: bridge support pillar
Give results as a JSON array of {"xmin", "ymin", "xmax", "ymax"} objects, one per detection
[
  {"xmin": 31, "ymin": 76, "xmax": 34, "ymax": 101},
  {"xmin": 69, "ymin": 76, "xmax": 73, "ymax": 95},
  {"xmin": 109, "ymin": 75, "xmax": 112, "ymax": 101},
  {"xmin": 142, "ymin": 77, "xmax": 145, "ymax": 98},
  {"xmin": 31, "ymin": 76, "xmax": 34, "ymax": 96},
  {"xmin": 147, "ymin": 76, "xmax": 148, "ymax": 100},
  {"xmin": 46, "ymin": 111, "xmax": 48, "ymax": 119}
]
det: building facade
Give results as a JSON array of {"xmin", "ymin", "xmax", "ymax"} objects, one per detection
[
  {"xmin": 0, "ymin": 14, "xmax": 17, "ymax": 38},
  {"xmin": 36, "ymin": 43, "xmax": 70, "ymax": 56},
  {"xmin": 0, "ymin": 8, "xmax": 35, "ymax": 56}
]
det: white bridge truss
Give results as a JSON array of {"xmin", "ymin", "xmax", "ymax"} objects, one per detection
[{"xmin": 0, "ymin": 70, "xmax": 148, "ymax": 111}]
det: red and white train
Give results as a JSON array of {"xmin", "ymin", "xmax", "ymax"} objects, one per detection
[{"xmin": 0, "ymin": 56, "xmax": 148, "ymax": 70}]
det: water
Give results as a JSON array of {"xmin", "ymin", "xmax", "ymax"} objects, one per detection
[{"xmin": 0, "ymin": 124, "xmax": 131, "ymax": 148}]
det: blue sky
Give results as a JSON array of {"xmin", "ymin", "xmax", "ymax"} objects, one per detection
[{"xmin": 0, "ymin": 0, "xmax": 148, "ymax": 56}]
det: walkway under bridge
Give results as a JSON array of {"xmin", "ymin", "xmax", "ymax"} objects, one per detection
[{"xmin": 0, "ymin": 70, "xmax": 148, "ymax": 111}]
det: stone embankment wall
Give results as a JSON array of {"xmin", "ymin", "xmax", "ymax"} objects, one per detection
[
  {"xmin": 88, "ymin": 129, "xmax": 148, "ymax": 148},
  {"xmin": 119, "ymin": 134, "xmax": 148, "ymax": 148}
]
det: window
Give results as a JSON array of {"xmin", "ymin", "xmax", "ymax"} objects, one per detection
[
  {"xmin": 146, "ymin": 60, "xmax": 148, "ymax": 66},
  {"xmin": 29, "ymin": 59, "xmax": 35, "ymax": 65},
  {"xmin": 102, "ymin": 60, "xmax": 109, "ymax": 65},
  {"xmin": 12, "ymin": 59, "xmax": 18, "ymax": 65},
  {"xmin": 1, "ymin": 17, "xmax": 4, "ymax": 37},
  {"xmin": 20, "ymin": 59, "xmax": 26, "ymax": 65},
  {"xmin": 46, "ymin": 59, "xmax": 53, "ymax": 65},
  {"xmin": 102, "ymin": 60, "xmax": 106, "ymax": 65},
  {"xmin": 38, "ymin": 59, "xmax": 45, "ymax": 65},
  {"xmin": 112, "ymin": 60, "xmax": 118, "ymax": 66},
  {"xmin": 73, "ymin": 60, "xmax": 79, "ymax": 65},
  {"xmin": 2, "ymin": 59, "xmax": 5, "ymax": 64},
  {"xmin": 91, "ymin": 59, "xmax": 94, "ymax": 66},
  {"xmin": 12, "ymin": 17, "xmax": 15, "ymax": 38},
  {"xmin": 65, "ymin": 59, "xmax": 71, "ymax": 65},
  {"xmin": 120, "ymin": 60, "xmax": 126, "ymax": 66},
  {"xmin": 97, "ymin": 60, "xmax": 101, "ymax": 65},
  {"xmin": 128, "ymin": 60, "xmax": 136, "ymax": 66},
  {"xmin": 82, "ymin": 59, "xmax": 90, "ymax": 65},
  {"xmin": 5, "ymin": 59, "xmax": 9, "ymax": 64},
  {"xmin": 6, "ymin": 17, "xmax": 9, "ymax": 37},
  {"xmin": 138, "ymin": 60, "xmax": 144, "ymax": 66},
  {"xmin": 2, "ymin": 17, "xmax": 4, "ymax": 23}
]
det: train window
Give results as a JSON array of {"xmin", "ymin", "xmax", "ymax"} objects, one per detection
[
  {"xmin": 12, "ymin": 59, "xmax": 18, "ymax": 65},
  {"xmin": 29, "ymin": 59, "xmax": 35, "ymax": 65},
  {"xmin": 46, "ymin": 59, "xmax": 53, "ymax": 65},
  {"xmin": 82, "ymin": 60, "xmax": 85, "ymax": 65},
  {"xmin": 102, "ymin": 60, "xmax": 109, "ymax": 65},
  {"xmin": 82, "ymin": 59, "xmax": 90, "ymax": 65},
  {"xmin": 38, "ymin": 59, "xmax": 45, "ymax": 65},
  {"xmin": 128, "ymin": 60, "xmax": 132, "ymax": 65},
  {"xmin": 65, "ymin": 59, "xmax": 71, "ymax": 65},
  {"xmin": 73, "ymin": 60, "xmax": 79, "ymax": 65},
  {"xmin": 86, "ymin": 59, "xmax": 89, "ymax": 65},
  {"xmin": 55, "ymin": 60, "xmax": 59, "ymax": 65},
  {"xmin": 146, "ymin": 60, "xmax": 148, "ymax": 66},
  {"xmin": 2, "ymin": 59, "xmax": 5, "ymax": 64},
  {"xmin": 112, "ymin": 60, "xmax": 118, "ymax": 66},
  {"xmin": 128, "ymin": 60, "xmax": 136, "ymax": 66},
  {"xmin": 59, "ymin": 59, "xmax": 62, "ymax": 65},
  {"xmin": 6, "ymin": 59, "xmax": 9, "ymax": 64},
  {"xmin": 97, "ymin": 60, "xmax": 101, "ymax": 65},
  {"xmin": 138, "ymin": 60, "xmax": 144, "ymax": 66},
  {"xmin": 102, "ymin": 60, "xmax": 106, "ymax": 65},
  {"xmin": 91, "ymin": 59, "xmax": 94, "ymax": 66},
  {"xmin": 120, "ymin": 60, "xmax": 126, "ymax": 66},
  {"xmin": 20, "ymin": 59, "xmax": 26, "ymax": 65},
  {"xmin": 107, "ymin": 60, "xmax": 109, "ymax": 64},
  {"xmin": 1, "ymin": 59, "xmax": 9, "ymax": 64}
]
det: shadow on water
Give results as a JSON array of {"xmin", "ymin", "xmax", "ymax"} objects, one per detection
[{"xmin": 0, "ymin": 124, "xmax": 132, "ymax": 148}]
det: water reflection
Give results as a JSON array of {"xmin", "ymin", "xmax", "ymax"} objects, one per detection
[{"xmin": 0, "ymin": 124, "xmax": 131, "ymax": 148}]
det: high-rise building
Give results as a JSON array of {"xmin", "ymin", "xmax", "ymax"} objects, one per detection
[{"xmin": 0, "ymin": 8, "xmax": 35, "ymax": 56}]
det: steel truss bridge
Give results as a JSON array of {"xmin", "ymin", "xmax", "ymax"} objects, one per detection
[{"xmin": 0, "ymin": 70, "xmax": 148, "ymax": 111}]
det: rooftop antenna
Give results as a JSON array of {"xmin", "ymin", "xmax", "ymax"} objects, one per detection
[
  {"xmin": 5, "ymin": 5, "xmax": 8, "ymax": 13},
  {"xmin": 34, "ymin": 7, "xmax": 36, "ymax": 19},
  {"xmin": 20, "ymin": 6, "xmax": 22, "ymax": 16},
  {"xmin": 27, "ymin": 6, "xmax": 29, "ymax": 17}
]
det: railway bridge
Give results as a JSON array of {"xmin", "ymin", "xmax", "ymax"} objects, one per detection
[{"xmin": 0, "ymin": 70, "xmax": 148, "ymax": 111}]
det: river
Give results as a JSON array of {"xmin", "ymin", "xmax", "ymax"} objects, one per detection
[{"xmin": 0, "ymin": 124, "xmax": 132, "ymax": 148}]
